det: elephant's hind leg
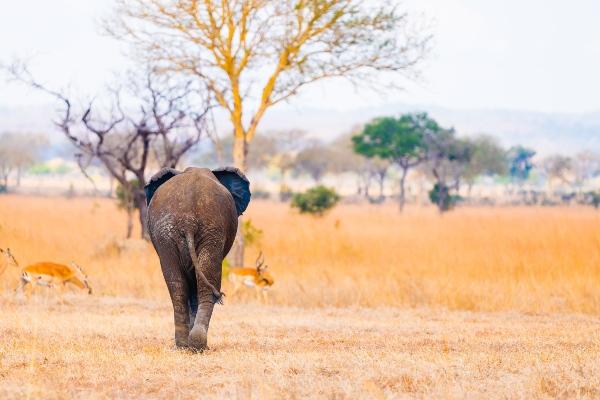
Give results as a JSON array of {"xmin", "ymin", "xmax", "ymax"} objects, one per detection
[
  {"xmin": 188, "ymin": 241, "xmax": 224, "ymax": 351},
  {"xmin": 158, "ymin": 253, "xmax": 192, "ymax": 349},
  {"xmin": 170, "ymin": 280, "xmax": 192, "ymax": 348}
]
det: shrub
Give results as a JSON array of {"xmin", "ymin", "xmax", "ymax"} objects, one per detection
[
  {"xmin": 291, "ymin": 185, "xmax": 340, "ymax": 216},
  {"xmin": 0, "ymin": 184, "xmax": 7, "ymax": 194},
  {"xmin": 115, "ymin": 179, "xmax": 141, "ymax": 209},
  {"xmin": 428, "ymin": 183, "xmax": 461, "ymax": 212},
  {"xmin": 241, "ymin": 218, "xmax": 263, "ymax": 248},
  {"xmin": 221, "ymin": 257, "xmax": 231, "ymax": 280},
  {"xmin": 584, "ymin": 191, "xmax": 600, "ymax": 209}
]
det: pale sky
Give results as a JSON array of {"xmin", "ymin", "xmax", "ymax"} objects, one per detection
[{"xmin": 1, "ymin": 0, "xmax": 599, "ymax": 114}]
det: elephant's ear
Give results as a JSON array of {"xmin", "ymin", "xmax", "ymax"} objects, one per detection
[
  {"xmin": 212, "ymin": 167, "xmax": 251, "ymax": 216},
  {"xmin": 144, "ymin": 168, "xmax": 181, "ymax": 205}
]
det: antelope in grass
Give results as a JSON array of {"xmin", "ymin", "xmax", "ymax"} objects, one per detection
[
  {"xmin": 228, "ymin": 251, "xmax": 274, "ymax": 302},
  {"xmin": 0, "ymin": 248, "xmax": 92, "ymax": 299}
]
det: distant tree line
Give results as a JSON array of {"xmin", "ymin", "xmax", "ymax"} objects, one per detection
[
  {"xmin": 1, "ymin": 111, "xmax": 599, "ymax": 224},
  {"xmin": 194, "ymin": 112, "xmax": 600, "ymax": 213}
]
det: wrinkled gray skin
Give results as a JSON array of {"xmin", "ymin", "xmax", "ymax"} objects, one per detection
[{"xmin": 147, "ymin": 167, "xmax": 238, "ymax": 351}]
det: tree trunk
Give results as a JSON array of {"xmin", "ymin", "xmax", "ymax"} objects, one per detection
[
  {"xmin": 437, "ymin": 183, "xmax": 448, "ymax": 214},
  {"xmin": 126, "ymin": 204, "xmax": 134, "ymax": 239},
  {"xmin": 378, "ymin": 174, "xmax": 385, "ymax": 199},
  {"xmin": 16, "ymin": 168, "xmax": 22, "ymax": 187},
  {"xmin": 229, "ymin": 135, "xmax": 248, "ymax": 267},
  {"xmin": 134, "ymin": 189, "xmax": 150, "ymax": 240},
  {"xmin": 233, "ymin": 136, "xmax": 248, "ymax": 172},
  {"xmin": 398, "ymin": 167, "xmax": 408, "ymax": 211},
  {"xmin": 108, "ymin": 175, "xmax": 115, "ymax": 198}
]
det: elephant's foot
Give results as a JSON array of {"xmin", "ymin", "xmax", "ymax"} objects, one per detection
[
  {"xmin": 188, "ymin": 325, "xmax": 208, "ymax": 351},
  {"xmin": 174, "ymin": 325, "xmax": 190, "ymax": 348}
]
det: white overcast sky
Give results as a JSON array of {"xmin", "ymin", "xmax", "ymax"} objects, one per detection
[{"xmin": 1, "ymin": 0, "xmax": 599, "ymax": 114}]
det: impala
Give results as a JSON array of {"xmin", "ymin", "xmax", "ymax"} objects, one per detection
[
  {"xmin": 1, "ymin": 248, "xmax": 92, "ymax": 298},
  {"xmin": 228, "ymin": 251, "xmax": 274, "ymax": 302}
]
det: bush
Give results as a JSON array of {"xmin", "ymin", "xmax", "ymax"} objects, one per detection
[
  {"xmin": 291, "ymin": 185, "xmax": 340, "ymax": 216},
  {"xmin": 221, "ymin": 257, "xmax": 231, "ymax": 280},
  {"xmin": 429, "ymin": 183, "xmax": 461, "ymax": 212},
  {"xmin": 241, "ymin": 218, "xmax": 263, "ymax": 248},
  {"xmin": 115, "ymin": 179, "xmax": 141, "ymax": 209},
  {"xmin": 0, "ymin": 184, "xmax": 6, "ymax": 194},
  {"xmin": 584, "ymin": 191, "xmax": 600, "ymax": 209}
]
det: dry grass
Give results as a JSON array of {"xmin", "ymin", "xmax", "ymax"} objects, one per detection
[
  {"xmin": 0, "ymin": 195, "xmax": 599, "ymax": 313},
  {"xmin": 1, "ymin": 296, "xmax": 600, "ymax": 399},
  {"xmin": 1, "ymin": 195, "xmax": 600, "ymax": 398}
]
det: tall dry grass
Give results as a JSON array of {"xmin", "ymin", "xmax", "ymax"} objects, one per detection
[{"xmin": 0, "ymin": 195, "xmax": 599, "ymax": 313}]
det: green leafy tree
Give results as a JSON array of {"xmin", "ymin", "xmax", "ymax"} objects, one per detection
[
  {"xmin": 463, "ymin": 134, "xmax": 507, "ymax": 194},
  {"xmin": 291, "ymin": 185, "xmax": 340, "ymax": 216},
  {"xmin": 353, "ymin": 113, "xmax": 437, "ymax": 210},
  {"xmin": 508, "ymin": 146, "xmax": 536, "ymax": 183}
]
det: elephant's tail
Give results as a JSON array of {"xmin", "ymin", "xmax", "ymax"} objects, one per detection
[{"xmin": 185, "ymin": 231, "xmax": 224, "ymax": 305}]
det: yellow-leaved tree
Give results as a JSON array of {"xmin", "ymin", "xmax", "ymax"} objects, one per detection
[{"xmin": 107, "ymin": 0, "xmax": 430, "ymax": 264}]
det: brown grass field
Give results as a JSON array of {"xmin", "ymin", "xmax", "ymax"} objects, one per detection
[{"xmin": 1, "ymin": 195, "xmax": 600, "ymax": 398}]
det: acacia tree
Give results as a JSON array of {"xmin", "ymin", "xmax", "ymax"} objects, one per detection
[
  {"xmin": 108, "ymin": 1, "xmax": 429, "ymax": 171},
  {"xmin": 10, "ymin": 65, "xmax": 211, "ymax": 239},
  {"xmin": 107, "ymin": 0, "xmax": 429, "ymax": 264},
  {"xmin": 352, "ymin": 113, "xmax": 437, "ymax": 210},
  {"xmin": 463, "ymin": 134, "xmax": 507, "ymax": 194}
]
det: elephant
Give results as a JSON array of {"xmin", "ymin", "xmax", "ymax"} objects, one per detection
[{"xmin": 144, "ymin": 166, "xmax": 251, "ymax": 351}]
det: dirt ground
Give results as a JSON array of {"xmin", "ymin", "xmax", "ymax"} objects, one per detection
[{"xmin": 1, "ymin": 295, "xmax": 599, "ymax": 399}]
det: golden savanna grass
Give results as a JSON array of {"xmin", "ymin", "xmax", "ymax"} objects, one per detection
[
  {"xmin": 0, "ymin": 195, "xmax": 599, "ymax": 313},
  {"xmin": 1, "ymin": 195, "xmax": 600, "ymax": 398}
]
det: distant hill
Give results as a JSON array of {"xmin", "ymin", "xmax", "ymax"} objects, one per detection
[
  {"xmin": 2, "ymin": 103, "xmax": 599, "ymax": 158},
  {"xmin": 258, "ymin": 103, "xmax": 600, "ymax": 156}
]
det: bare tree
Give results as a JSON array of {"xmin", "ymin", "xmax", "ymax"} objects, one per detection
[
  {"xmin": 9, "ymin": 65, "xmax": 211, "ymax": 239},
  {"xmin": 329, "ymin": 132, "xmax": 390, "ymax": 202},
  {"xmin": 0, "ymin": 132, "xmax": 47, "ymax": 189},
  {"xmin": 365, "ymin": 158, "xmax": 391, "ymax": 203},
  {"xmin": 572, "ymin": 151, "xmax": 600, "ymax": 193},
  {"xmin": 542, "ymin": 155, "xmax": 573, "ymax": 192},
  {"xmin": 423, "ymin": 129, "xmax": 473, "ymax": 212},
  {"xmin": 267, "ymin": 129, "xmax": 309, "ymax": 184},
  {"xmin": 294, "ymin": 143, "xmax": 335, "ymax": 183}
]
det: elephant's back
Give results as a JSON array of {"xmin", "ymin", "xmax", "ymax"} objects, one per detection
[{"xmin": 147, "ymin": 168, "xmax": 237, "ymax": 239}]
